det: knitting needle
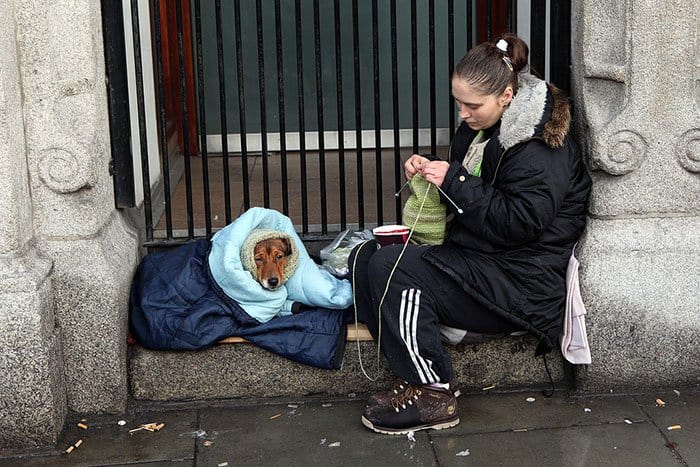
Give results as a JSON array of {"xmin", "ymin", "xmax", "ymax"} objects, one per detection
[
  {"xmin": 394, "ymin": 180, "xmax": 411, "ymax": 197},
  {"xmin": 434, "ymin": 185, "xmax": 464, "ymax": 214},
  {"xmin": 396, "ymin": 177, "xmax": 464, "ymax": 214}
]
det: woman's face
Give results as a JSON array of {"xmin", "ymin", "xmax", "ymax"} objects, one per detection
[{"xmin": 451, "ymin": 77, "xmax": 513, "ymax": 131}]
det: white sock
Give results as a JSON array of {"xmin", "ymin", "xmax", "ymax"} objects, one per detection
[{"xmin": 429, "ymin": 382, "xmax": 450, "ymax": 390}]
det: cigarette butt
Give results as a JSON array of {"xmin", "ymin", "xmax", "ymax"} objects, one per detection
[
  {"xmin": 65, "ymin": 445, "xmax": 75, "ymax": 454},
  {"xmin": 667, "ymin": 425, "xmax": 682, "ymax": 431},
  {"xmin": 482, "ymin": 385, "xmax": 496, "ymax": 391},
  {"xmin": 155, "ymin": 423, "xmax": 165, "ymax": 431},
  {"xmin": 74, "ymin": 439, "xmax": 83, "ymax": 448},
  {"xmin": 269, "ymin": 413, "xmax": 282, "ymax": 420},
  {"xmin": 513, "ymin": 428, "xmax": 528, "ymax": 432},
  {"xmin": 77, "ymin": 422, "xmax": 88, "ymax": 430},
  {"xmin": 655, "ymin": 398, "xmax": 666, "ymax": 406}
]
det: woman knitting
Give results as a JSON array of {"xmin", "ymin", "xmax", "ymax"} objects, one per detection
[{"xmin": 350, "ymin": 33, "xmax": 591, "ymax": 434}]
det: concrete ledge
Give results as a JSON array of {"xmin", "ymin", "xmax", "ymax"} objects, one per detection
[{"xmin": 129, "ymin": 329, "xmax": 566, "ymax": 401}]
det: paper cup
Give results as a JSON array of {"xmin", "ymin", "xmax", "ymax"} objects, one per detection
[{"xmin": 372, "ymin": 225, "xmax": 410, "ymax": 247}]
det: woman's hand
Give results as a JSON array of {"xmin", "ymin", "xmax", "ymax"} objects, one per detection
[
  {"xmin": 404, "ymin": 154, "xmax": 429, "ymax": 180},
  {"xmin": 420, "ymin": 160, "xmax": 450, "ymax": 187}
]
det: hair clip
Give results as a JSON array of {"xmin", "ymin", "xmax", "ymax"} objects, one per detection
[
  {"xmin": 496, "ymin": 39, "xmax": 509, "ymax": 52},
  {"xmin": 502, "ymin": 56, "xmax": 514, "ymax": 72},
  {"xmin": 496, "ymin": 39, "xmax": 513, "ymax": 71}
]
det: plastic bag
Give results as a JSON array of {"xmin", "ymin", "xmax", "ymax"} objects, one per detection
[{"xmin": 320, "ymin": 229, "xmax": 374, "ymax": 278}]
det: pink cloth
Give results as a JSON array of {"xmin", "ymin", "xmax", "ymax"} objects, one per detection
[{"xmin": 561, "ymin": 249, "xmax": 592, "ymax": 364}]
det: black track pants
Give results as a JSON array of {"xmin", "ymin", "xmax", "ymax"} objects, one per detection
[{"xmin": 349, "ymin": 240, "xmax": 516, "ymax": 385}]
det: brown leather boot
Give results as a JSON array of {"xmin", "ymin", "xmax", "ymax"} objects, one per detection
[{"xmin": 361, "ymin": 384, "xmax": 459, "ymax": 435}]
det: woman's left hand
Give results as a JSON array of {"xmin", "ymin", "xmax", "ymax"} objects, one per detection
[{"xmin": 420, "ymin": 161, "xmax": 451, "ymax": 187}]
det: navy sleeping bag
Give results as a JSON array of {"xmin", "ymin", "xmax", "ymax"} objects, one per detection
[{"xmin": 129, "ymin": 239, "xmax": 348, "ymax": 369}]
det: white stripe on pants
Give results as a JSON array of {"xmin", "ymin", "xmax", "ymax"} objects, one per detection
[{"xmin": 399, "ymin": 288, "xmax": 439, "ymax": 384}]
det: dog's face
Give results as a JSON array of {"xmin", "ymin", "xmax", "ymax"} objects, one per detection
[{"xmin": 253, "ymin": 237, "xmax": 291, "ymax": 290}]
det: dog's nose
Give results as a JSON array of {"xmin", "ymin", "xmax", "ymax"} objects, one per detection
[{"xmin": 268, "ymin": 277, "xmax": 279, "ymax": 287}]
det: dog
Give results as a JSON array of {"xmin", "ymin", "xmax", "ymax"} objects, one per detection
[{"xmin": 253, "ymin": 237, "xmax": 291, "ymax": 290}]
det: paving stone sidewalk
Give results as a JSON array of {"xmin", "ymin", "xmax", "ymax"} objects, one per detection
[{"xmin": 1, "ymin": 388, "xmax": 698, "ymax": 466}]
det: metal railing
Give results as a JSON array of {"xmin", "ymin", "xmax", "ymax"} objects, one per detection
[{"xmin": 103, "ymin": 0, "xmax": 571, "ymax": 248}]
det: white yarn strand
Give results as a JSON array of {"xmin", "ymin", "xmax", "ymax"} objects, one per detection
[{"xmin": 351, "ymin": 182, "xmax": 434, "ymax": 381}]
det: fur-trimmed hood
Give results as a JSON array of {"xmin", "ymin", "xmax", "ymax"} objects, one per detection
[
  {"xmin": 498, "ymin": 72, "xmax": 570, "ymax": 150},
  {"xmin": 240, "ymin": 228, "xmax": 299, "ymax": 281}
]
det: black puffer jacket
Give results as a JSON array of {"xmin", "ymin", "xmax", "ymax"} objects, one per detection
[{"xmin": 423, "ymin": 73, "xmax": 591, "ymax": 354}]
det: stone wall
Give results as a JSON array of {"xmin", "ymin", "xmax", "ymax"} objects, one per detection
[
  {"xmin": 571, "ymin": 0, "xmax": 700, "ymax": 390},
  {"xmin": 13, "ymin": 0, "xmax": 140, "ymax": 414},
  {"xmin": 0, "ymin": 1, "xmax": 65, "ymax": 448},
  {"xmin": 0, "ymin": 1, "xmax": 140, "ymax": 451}
]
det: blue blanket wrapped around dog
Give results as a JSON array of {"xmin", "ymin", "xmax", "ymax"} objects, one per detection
[
  {"xmin": 208, "ymin": 207, "xmax": 353, "ymax": 322},
  {"xmin": 129, "ymin": 210, "xmax": 352, "ymax": 369}
]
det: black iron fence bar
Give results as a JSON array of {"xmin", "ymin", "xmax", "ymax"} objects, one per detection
[
  {"xmin": 372, "ymin": 0, "xmax": 383, "ymax": 227},
  {"xmin": 486, "ymin": 0, "xmax": 493, "ymax": 41},
  {"xmin": 193, "ymin": 0, "xmax": 212, "ymax": 236},
  {"xmin": 390, "ymin": 0, "xmax": 401, "ymax": 222},
  {"xmin": 294, "ymin": 0, "xmax": 309, "ymax": 234},
  {"xmin": 334, "ymin": 0, "xmax": 347, "ymax": 231},
  {"xmin": 467, "ymin": 0, "xmax": 473, "ymax": 50},
  {"xmin": 448, "ymin": 0, "xmax": 455, "ymax": 139},
  {"xmin": 506, "ymin": 0, "xmax": 514, "ymax": 32},
  {"xmin": 176, "ymin": 0, "xmax": 194, "ymax": 238},
  {"xmin": 410, "ymin": 0, "xmax": 418, "ymax": 153},
  {"xmin": 352, "ymin": 0, "xmax": 364, "ymax": 229},
  {"xmin": 274, "ymin": 0, "xmax": 289, "ymax": 217},
  {"xmin": 530, "ymin": 0, "xmax": 546, "ymax": 78},
  {"xmin": 151, "ymin": 0, "xmax": 173, "ymax": 239},
  {"xmin": 255, "ymin": 0, "xmax": 270, "ymax": 208},
  {"xmin": 550, "ymin": 0, "xmax": 571, "ymax": 94},
  {"xmin": 214, "ymin": 0, "xmax": 232, "ymax": 225},
  {"xmin": 313, "ymin": 0, "xmax": 328, "ymax": 234},
  {"xmin": 233, "ymin": 0, "xmax": 251, "ymax": 211},
  {"xmin": 127, "ymin": 0, "xmax": 153, "ymax": 240},
  {"xmin": 429, "ymin": 1, "xmax": 437, "ymax": 155},
  {"xmin": 102, "ymin": 0, "xmax": 135, "ymax": 210}
]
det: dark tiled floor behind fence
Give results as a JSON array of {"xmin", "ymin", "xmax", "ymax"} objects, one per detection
[{"xmin": 154, "ymin": 148, "xmax": 444, "ymax": 238}]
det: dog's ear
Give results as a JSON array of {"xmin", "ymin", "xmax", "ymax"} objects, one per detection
[{"xmin": 281, "ymin": 238, "xmax": 292, "ymax": 256}]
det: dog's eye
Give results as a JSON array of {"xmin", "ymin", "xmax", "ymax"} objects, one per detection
[
  {"xmin": 255, "ymin": 257, "xmax": 263, "ymax": 264},
  {"xmin": 275, "ymin": 254, "xmax": 284, "ymax": 261}
]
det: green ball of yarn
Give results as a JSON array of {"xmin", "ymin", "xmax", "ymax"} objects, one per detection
[{"xmin": 401, "ymin": 174, "xmax": 446, "ymax": 245}]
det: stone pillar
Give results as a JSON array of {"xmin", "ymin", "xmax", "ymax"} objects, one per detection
[
  {"xmin": 571, "ymin": 1, "xmax": 700, "ymax": 390},
  {"xmin": 15, "ymin": 1, "xmax": 139, "ymax": 412},
  {"xmin": 0, "ymin": 2, "xmax": 65, "ymax": 448}
]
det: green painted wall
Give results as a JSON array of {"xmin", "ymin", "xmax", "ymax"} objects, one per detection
[{"xmin": 196, "ymin": 0, "xmax": 473, "ymax": 134}]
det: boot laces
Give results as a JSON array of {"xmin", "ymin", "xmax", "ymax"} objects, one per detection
[
  {"xmin": 391, "ymin": 380, "xmax": 408, "ymax": 395},
  {"xmin": 390, "ymin": 385, "xmax": 422, "ymax": 412}
]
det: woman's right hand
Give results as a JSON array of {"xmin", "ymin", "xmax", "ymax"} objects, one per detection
[{"xmin": 404, "ymin": 154, "xmax": 429, "ymax": 180}]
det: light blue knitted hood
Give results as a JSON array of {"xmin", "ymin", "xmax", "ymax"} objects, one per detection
[{"xmin": 208, "ymin": 207, "xmax": 353, "ymax": 323}]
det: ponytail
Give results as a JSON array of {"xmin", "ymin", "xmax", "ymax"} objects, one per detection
[{"xmin": 454, "ymin": 33, "xmax": 530, "ymax": 96}]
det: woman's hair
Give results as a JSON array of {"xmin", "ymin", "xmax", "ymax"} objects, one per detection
[{"xmin": 453, "ymin": 33, "xmax": 529, "ymax": 96}]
